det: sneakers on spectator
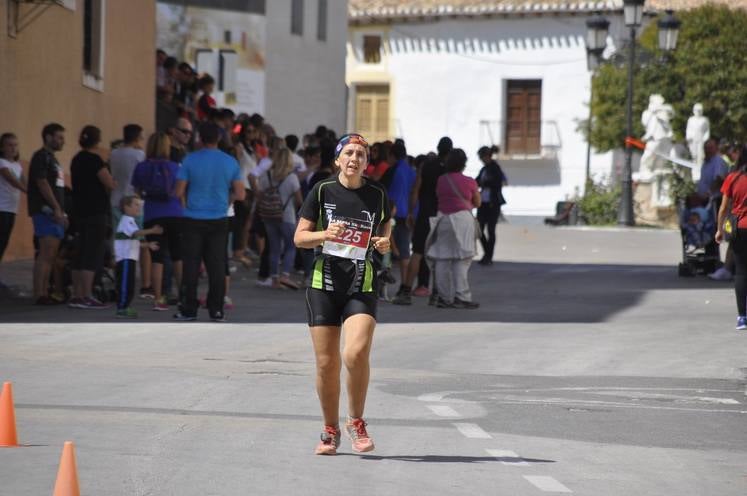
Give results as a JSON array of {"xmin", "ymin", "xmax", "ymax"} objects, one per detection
[
  {"xmin": 279, "ymin": 274, "xmax": 300, "ymax": 290},
  {"xmin": 81, "ymin": 297, "xmax": 110, "ymax": 309},
  {"xmin": 453, "ymin": 298, "xmax": 480, "ymax": 309},
  {"xmin": 344, "ymin": 417, "xmax": 375, "ymax": 453},
  {"xmin": 67, "ymin": 297, "xmax": 86, "ymax": 309},
  {"xmin": 224, "ymin": 296, "xmax": 234, "ymax": 310},
  {"xmin": 315, "ymin": 425, "xmax": 341, "ymax": 456},
  {"xmin": 210, "ymin": 311, "xmax": 227, "ymax": 323},
  {"xmin": 139, "ymin": 287, "xmax": 155, "ymax": 299},
  {"xmin": 173, "ymin": 311, "xmax": 196, "ymax": 322},
  {"xmin": 36, "ymin": 295, "xmax": 61, "ymax": 306},
  {"xmin": 436, "ymin": 297, "xmax": 454, "ymax": 309},
  {"xmin": 256, "ymin": 278, "xmax": 273, "ymax": 288},
  {"xmin": 116, "ymin": 308, "xmax": 138, "ymax": 319},
  {"xmin": 737, "ymin": 316, "xmax": 747, "ymax": 330},
  {"xmin": 412, "ymin": 286, "xmax": 431, "ymax": 297},
  {"xmin": 392, "ymin": 288, "xmax": 412, "ymax": 306},
  {"xmin": 50, "ymin": 291, "xmax": 67, "ymax": 304},
  {"xmin": 153, "ymin": 297, "xmax": 169, "ymax": 311},
  {"xmin": 708, "ymin": 267, "xmax": 733, "ymax": 281}
]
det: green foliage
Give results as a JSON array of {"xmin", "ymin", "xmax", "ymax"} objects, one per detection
[
  {"xmin": 668, "ymin": 166, "xmax": 696, "ymax": 204},
  {"xmin": 590, "ymin": 5, "xmax": 747, "ymax": 152},
  {"xmin": 578, "ymin": 177, "xmax": 621, "ymax": 225}
]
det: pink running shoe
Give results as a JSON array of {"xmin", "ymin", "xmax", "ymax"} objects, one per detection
[
  {"xmin": 345, "ymin": 417, "xmax": 375, "ymax": 453},
  {"xmin": 315, "ymin": 425, "xmax": 341, "ymax": 456},
  {"xmin": 412, "ymin": 286, "xmax": 431, "ymax": 297}
]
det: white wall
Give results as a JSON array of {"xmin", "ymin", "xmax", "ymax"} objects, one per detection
[
  {"xmin": 265, "ymin": 0, "xmax": 348, "ymax": 138},
  {"xmin": 348, "ymin": 15, "xmax": 624, "ymax": 216}
]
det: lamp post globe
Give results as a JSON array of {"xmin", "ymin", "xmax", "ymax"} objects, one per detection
[
  {"xmin": 586, "ymin": 13, "xmax": 610, "ymax": 52},
  {"xmin": 623, "ymin": 0, "xmax": 645, "ymax": 27},
  {"xmin": 658, "ymin": 10, "xmax": 681, "ymax": 51}
]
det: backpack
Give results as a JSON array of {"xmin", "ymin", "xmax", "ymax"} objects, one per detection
[
  {"xmin": 257, "ymin": 172, "xmax": 290, "ymax": 222},
  {"xmin": 140, "ymin": 160, "xmax": 174, "ymax": 201}
]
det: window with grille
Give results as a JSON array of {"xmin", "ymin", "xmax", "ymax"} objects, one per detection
[
  {"xmin": 291, "ymin": 0, "xmax": 303, "ymax": 36},
  {"xmin": 363, "ymin": 35, "xmax": 382, "ymax": 64},
  {"xmin": 317, "ymin": 0, "xmax": 327, "ymax": 41},
  {"xmin": 505, "ymin": 80, "xmax": 542, "ymax": 155},
  {"xmin": 83, "ymin": 0, "xmax": 105, "ymax": 88}
]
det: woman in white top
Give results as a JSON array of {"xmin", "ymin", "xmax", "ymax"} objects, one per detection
[
  {"xmin": 0, "ymin": 133, "xmax": 27, "ymax": 267},
  {"xmin": 231, "ymin": 124, "xmax": 258, "ymax": 267},
  {"xmin": 257, "ymin": 146, "xmax": 302, "ymax": 289}
]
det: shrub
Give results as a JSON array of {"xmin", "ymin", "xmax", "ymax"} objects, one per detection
[{"xmin": 578, "ymin": 177, "xmax": 621, "ymax": 225}]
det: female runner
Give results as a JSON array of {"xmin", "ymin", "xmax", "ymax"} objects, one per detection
[{"xmin": 294, "ymin": 133, "xmax": 391, "ymax": 455}]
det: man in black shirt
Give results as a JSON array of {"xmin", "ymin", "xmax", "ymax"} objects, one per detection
[
  {"xmin": 28, "ymin": 123, "xmax": 67, "ymax": 304},
  {"xmin": 393, "ymin": 137, "xmax": 452, "ymax": 305}
]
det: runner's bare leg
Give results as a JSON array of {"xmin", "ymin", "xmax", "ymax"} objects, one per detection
[{"xmin": 310, "ymin": 325, "xmax": 342, "ymax": 426}]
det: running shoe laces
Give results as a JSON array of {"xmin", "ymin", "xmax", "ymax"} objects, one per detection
[
  {"xmin": 315, "ymin": 425, "xmax": 341, "ymax": 455},
  {"xmin": 345, "ymin": 417, "xmax": 375, "ymax": 453}
]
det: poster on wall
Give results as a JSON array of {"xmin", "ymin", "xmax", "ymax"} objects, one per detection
[{"xmin": 156, "ymin": 2, "xmax": 266, "ymax": 115}]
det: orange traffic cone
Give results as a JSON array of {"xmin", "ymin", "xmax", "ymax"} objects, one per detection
[
  {"xmin": 0, "ymin": 381, "xmax": 19, "ymax": 447},
  {"xmin": 52, "ymin": 441, "xmax": 81, "ymax": 496}
]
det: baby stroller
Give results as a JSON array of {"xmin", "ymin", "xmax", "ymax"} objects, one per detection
[{"xmin": 677, "ymin": 194, "xmax": 719, "ymax": 277}]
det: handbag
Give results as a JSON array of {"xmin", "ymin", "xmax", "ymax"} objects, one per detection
[
  {"xmin": 443, "ymin": 173, "xmax": 481, "ymax": 240},
  {"xmin": 723, "ymin": 173, "xmax": 746, "ymax": 243}
]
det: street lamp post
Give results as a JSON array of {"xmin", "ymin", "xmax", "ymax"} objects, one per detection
[
  {"xmin": 618, "ymin": 0, "xmax": 645, "ymax": 226},
  {"xmin": 585, "ymin": 13, "xmax": 610, "ymax": 185}
]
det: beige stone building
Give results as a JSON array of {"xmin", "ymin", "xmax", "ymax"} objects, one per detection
[{"xmin": 0, "ymin": 0, "xmax": 155, "ymax": 261}]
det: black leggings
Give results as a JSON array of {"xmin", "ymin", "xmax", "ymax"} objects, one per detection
[
  {"xmin": 477, "ymin": 204, "xmax": 500, "ymax": 261},
  {"xmin": 732, "ymin": 229, "xmax": 747, "ymax": 316},
  {"xmin": 0, "ymin": 212, "xmax": 15, "ymax": 262}
]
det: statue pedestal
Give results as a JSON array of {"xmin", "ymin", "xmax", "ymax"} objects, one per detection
[{"xmin": 634, "ymin": 181, "xmax": 678, "ymax": 227}]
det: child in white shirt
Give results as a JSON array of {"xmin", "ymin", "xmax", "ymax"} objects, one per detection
[{"xmin": 115, "ymin": 196, "xmax": 162, "ymax": 318}]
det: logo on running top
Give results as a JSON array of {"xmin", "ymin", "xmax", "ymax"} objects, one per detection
[
  {"xmin": 324, "ymin": 203, "xmax": 336, "ymax": 224},
  {"xmin": 360, "ymin": 210, "xmax": 374, "ymax": 222}
]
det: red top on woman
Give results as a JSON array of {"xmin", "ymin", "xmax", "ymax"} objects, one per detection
[{"xmin": 721, "ymin": 171, "xmax": 747, "ymax": 228}]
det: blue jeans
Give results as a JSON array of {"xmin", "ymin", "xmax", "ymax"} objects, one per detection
[{"xmin": 265, "ymin": 221, "xmax": 296, "ymax": 277}]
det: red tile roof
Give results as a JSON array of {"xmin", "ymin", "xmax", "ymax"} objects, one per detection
[{"xmin": 349, "ymin": 0, "xmax": 747, "ymax": 21}]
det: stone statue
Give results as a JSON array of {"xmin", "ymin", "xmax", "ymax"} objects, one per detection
[
  {"xmin": 686, "ymin": 103, "xmax": 710, "ymax": 181},
  {"xmin": 638, "ymin": 94, "xmax": 674, "ymax": 184}
]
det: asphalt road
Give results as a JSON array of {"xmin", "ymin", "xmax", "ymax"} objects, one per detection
[{"xmin": 1, "ymin": 225, "xmax": 745, "ymax": 495}]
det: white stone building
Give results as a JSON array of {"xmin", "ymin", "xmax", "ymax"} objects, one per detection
[
  {"xmin": 158, "ymin": 0, "xmax": 348, "ymax": 137},
  {"xmin": 346, "ymin": 0, "xmax": 642, "ymax": 217}
]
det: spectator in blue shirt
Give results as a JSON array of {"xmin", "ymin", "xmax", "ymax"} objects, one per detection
[
  {"xmin": 386, "ymin": 141, "xmax": 416, "ymax": 297},
  {"xmin": 698, "ymin": 138, "xmax": 729, "ymax": 199},
  {"xmin": 174, "ymin": 122, "xmax": 244, "ymax": 322}
]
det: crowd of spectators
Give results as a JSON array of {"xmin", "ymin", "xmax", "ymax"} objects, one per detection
[{"xmin": 0, "ymin": 49, "xmax": 509, "ymax": 318}]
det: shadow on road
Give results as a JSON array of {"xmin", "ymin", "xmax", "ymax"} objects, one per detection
[{"xmin": 0, "ymin": 261, "xmax": 729, "ymax": 324}]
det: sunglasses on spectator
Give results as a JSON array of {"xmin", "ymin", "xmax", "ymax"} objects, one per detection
[{"xmin": 178, "ymin": 128, "xmax": 193, "ymax": 135}]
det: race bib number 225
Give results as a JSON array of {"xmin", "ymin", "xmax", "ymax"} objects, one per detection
[{"xmin": 322, "ymin": 216, "xmax": 373, "ymax": 260}]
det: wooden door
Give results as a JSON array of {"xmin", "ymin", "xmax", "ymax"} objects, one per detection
[
  {"xmin": 505, "ymin": 80, "xmax": 542, "ymax": 155},
  {"xmin": 355, "ymin": 85, "xmax": 390, "ymax": 143}
]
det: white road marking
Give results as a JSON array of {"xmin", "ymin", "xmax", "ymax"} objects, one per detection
[
  {"xmin": 489, "ymin": 397, "xmax": 747, "ymax": 414},
  {"xmin": 418, "ymin": 392, "xmax": 449, "ymax": 402},
  {"xmin": 485, "ymin": 449, "xmax": 529, "ymax": 466},
  {"xmin": 453, "ymin": 423, "xmax": 492, "ymax": 439},
  {"xmin": 427, "ymin": 405, "xmax": 460, "ymax": 417},
  {"xmin": 524, "ymin": 476, "xmax": 572, "ymax": 493}
]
